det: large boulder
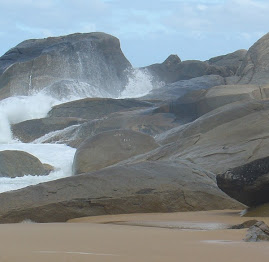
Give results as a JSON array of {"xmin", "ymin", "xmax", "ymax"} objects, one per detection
[
  {"xmin": 0, "ymin": 32, "xmax": 132, "ymax": 98},
  {"xmin": 12, "ymin": 117, "xmax": 86, "ymax": 143},
  {"xmin": 73, "ymin": 130, "xmax": 159, "ymax": 174},
  {"xmin": 217, "ymin": 156, "xmax": 269, "ymax": 206},
  {"xmin": 0, "ymin": 150, "xmax": 51, "ymax": 178},
  {"xmin": 48, "ymin": 98, "xmax": 152, "ymax": 119},
  {"xmin": 237, "ymin": 33, "xmax": 269, "ymax": 85},
  {"xmin": 0, "ymin": 161, "xmax": 243, "ymax": 223}
]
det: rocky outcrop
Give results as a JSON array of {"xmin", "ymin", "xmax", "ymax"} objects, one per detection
[
  {"xmin": 230, "ymin": 220, "xmax": 258, "ymax": 229},
  {"xmin": 121, "ymin": 100, "xmax": 269, "ymax": 175},
  {"xmin": 12, "ymin": 117, "xmax": 86, "ymax": 143},
  {"xmin": 48, "ymin": 98, "xmax": 152, "ymax": 119},
  {"xmin": 0, "ymin": 32, "xmax": 132, "ymax": 98},
  {"xmin": 237, "ymin": 33, "xmax": 269, "ymax": 84},
  {"xmin": 154, "ymin": 84, "xmax": 269, "ymax": 123},
  {"xmin": 143, "ymin": 75, "xmax": 225, "ymax": 100},
  {"xmin": 0, "ymin": 150, "xmax": 51, "ymax": 178},
  {"xmin": 207, "ymin": 49, "xmax": 247, "ymax": 75},
  {"xmin": 244, "ymin": 221, "xmax": 269, "ymax": 242},
  {"xmin": 144, "ymin": 55, "xmax": 232, "ymax": 84},
  {"xmin": 217, "ymin": 157, "xmax": 269, "ymax": 206},
  {"xmin": 73, "ymin": 130, "xmax": 159, "ymax": 174},
  {"xmin": 0, "ymin": 161, "xmax": 243, "ymax": 223}
]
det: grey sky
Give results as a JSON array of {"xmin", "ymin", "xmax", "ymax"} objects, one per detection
[{"xmin": 0, "ymin": 0, "xmax": 268, "ymax": 67}]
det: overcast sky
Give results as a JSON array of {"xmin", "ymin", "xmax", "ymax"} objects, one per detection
[{"xmin": 0, "ymin": 0, "xmax": 268, "ymax": 67}]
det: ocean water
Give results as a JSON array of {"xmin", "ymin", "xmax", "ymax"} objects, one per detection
[{"xmin": 0, "ymin": 69, "xmax": 156, "ymax": 192}]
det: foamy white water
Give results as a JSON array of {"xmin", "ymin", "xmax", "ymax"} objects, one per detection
[
  {"xmin": 0, "ymin": 68, "xmax": 157, "ymax": 193},
  {"xmin": 0, "ymin": 143, "xmax": 76, "ymax": 193}
]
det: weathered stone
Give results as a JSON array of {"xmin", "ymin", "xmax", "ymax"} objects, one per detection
[
  {"xmin": 0, "ymin": 150, "xmax": 51, "ymax": 178},
  {"xmin": 73, "ymin": 130, "xmax": 159, "ymax": 174},
  {"xmin": 230, "ymin": 220, "xmax": 258, "ymax": 229},
  {"xmin": 244, "ymin": 221, "xmax": 269, "ymax": 242},
  {"xmin": 0, "ymin": 161, "xmax": 244, "ymax": 223}
]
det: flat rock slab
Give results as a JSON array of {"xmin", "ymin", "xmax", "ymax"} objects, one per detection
[{"xmin": 0, "ymin": 161, "xmax": 243, "ymax": 223}]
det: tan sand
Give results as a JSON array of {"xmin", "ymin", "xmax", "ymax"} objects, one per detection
[{"xmin": 0, "ymin": 210, "xmax": 268, "ymax": 262}]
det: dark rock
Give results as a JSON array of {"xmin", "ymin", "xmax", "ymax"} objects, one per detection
[
  {"xmin": 237, "ymin": 33, "xmax": 269, "ymax": 84},
  {"xmin": 217, "ymin": 156, "xmax": 269, "ymax": 206},
  {"xmin": 0, "ymin": 32, "xmax": 132, "ymax": 98},
  {"xmin": 73, "ymin": 130, "xmax": 159, "ymax": 174},
  {"xmin": 12, "ymin": 117, "xmax": 86, "ymax": 143},
  {"xmin": 243, "ymin": 203, "xmax": 269, "ymax": 217},
  {"xmin": 0, "ymin": 161, "xmax": 243, "ymax": 223},
  {"xmin": 48, "ymin": 98, "xmax": 152, "ymax": 119},
  {"xmin": 0, "ymin": 150, "xmax": 51, "ymax": 178},
  {"xmin": 244, "ymin": 221, "xmax": 269, "ymax": 242},
  {"xmin": 230, "ymin": 220, "xmax": 258, "ymax": 229}
]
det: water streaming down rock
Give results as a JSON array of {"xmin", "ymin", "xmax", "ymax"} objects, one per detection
[{"xmin": 0, "ymin": 67, "xmax": 156, "ymax": 192}]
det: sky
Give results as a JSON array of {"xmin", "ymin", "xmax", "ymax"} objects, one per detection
[{"xmin": 0, "ymin": 0, "xmax": 268, "ymax": 67}]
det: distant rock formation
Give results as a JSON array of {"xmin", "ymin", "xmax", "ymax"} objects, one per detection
[{"xmin": 0, "ymin": 32, "xmax": 132, "ymax": 98}]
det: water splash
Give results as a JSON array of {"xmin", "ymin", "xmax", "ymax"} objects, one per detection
[{"xmin": 119, "ymin": 69, "xmax": 160, "ymax": 98}]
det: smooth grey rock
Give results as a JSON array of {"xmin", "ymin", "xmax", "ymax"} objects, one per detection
[
  {"xmin": 217, "ymin": 156, "xmax": 269, "ymax": 206},
  {"xmin": 0, "ymin": 32, "xmax": 132, "ymax": 98},
  {"xmin": 0, "ymin": 161, "xmax": 243, "ymax": 223},
  {"xmin": 48, "ymin": 98, "xmax": 152, "ymax": 119},
  {"xmin": 244, "ymin": 221, "xmax": 269, "ymax": 242},
  {"xmin": 0, "ymin": 150, "xmax": 51, "ymax": 178},
  {"xmin": 73, "ymin": 130, "xmax": 159, "ymax": 174}
]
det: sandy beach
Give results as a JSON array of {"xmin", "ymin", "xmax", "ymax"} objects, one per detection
[{"xmin": 0, "ymin": 210, "xmax": 267, "ymax": 262}]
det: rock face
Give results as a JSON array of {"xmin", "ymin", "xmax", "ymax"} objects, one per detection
[
  {"xmin": 0, "ymin": 32, "xmax": 132, "ymax": 98},
  {"xmin": 0, "ymin": 161, "xmax": 243, "ymax": 223},
  {"xmin": 73, "ymin": 130, "xmax": 159, "ymax": 174},
  {"xmin": 217, "ymin": 157, "xmax": 269, "ymax": 206},
  {"xmin": 12, "ymin": 117, "xmax": 86, "ymax": 143},
  {"xmin": 48, "ymin": 98, "xmax": 152, "ymax": 119},
  {"xmin": 244, "ymin": 221, "xmax": 269, "ymax": 242},
  {"xmin": 0, "ymin": 150, "xmax": 51, "ymax": 178},
  {"xmin": 237, "ymin": 33, "xmax": 269, "ymax": 84}
]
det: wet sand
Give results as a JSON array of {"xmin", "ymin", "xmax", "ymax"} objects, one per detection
[{"xmin": 0, "ymin": 210, "xmax": 268, "ymax": 262}]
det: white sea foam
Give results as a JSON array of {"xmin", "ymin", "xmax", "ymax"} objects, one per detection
[
  {"xmin": 0, "ymin": 143, "xmax": 76, "ymax": 193},
  {"xmin": 119, "ymin": 69, "xmax": 159, "ymax": 98}
]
